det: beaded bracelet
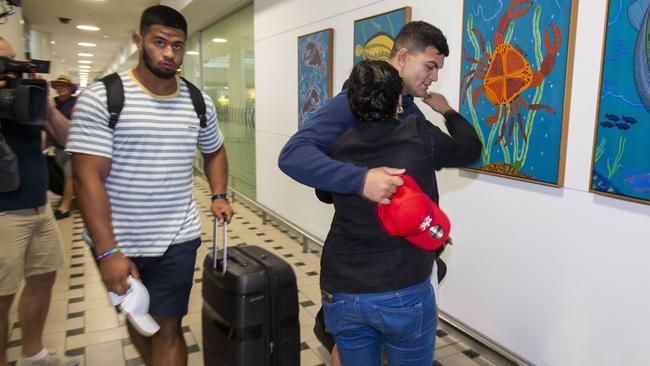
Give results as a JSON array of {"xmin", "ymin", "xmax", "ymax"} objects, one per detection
[{"xmin": 96, "ymin": 247, "xmax": 121, "ymax": 261}]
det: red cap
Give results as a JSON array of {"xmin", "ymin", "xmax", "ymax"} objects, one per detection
[{"xmin": 377, "ymin": 174, "xmax": 451, "ymax": 251}]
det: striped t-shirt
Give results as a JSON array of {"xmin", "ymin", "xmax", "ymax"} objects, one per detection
[{"xmin": 66, "ymin": 70, "xmax": 223, "ymax": 256}]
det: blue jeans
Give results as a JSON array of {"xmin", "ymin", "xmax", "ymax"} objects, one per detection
[{"xmin": 322, "ymin": 280, "xmax": 436, "ymax": 366}]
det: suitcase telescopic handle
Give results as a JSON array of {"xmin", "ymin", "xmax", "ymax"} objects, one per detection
[{"xmin": 212, "ymin": 217, "xmax": 228, "ymax": 275}]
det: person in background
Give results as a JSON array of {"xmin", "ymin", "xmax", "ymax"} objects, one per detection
[{"xmin": 49, "ymin": 75, "xmax": 77, "ymax": 219}]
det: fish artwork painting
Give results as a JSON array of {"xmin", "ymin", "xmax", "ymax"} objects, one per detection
[
  {"xmin": 298, "ymin": 29, "xmax": 333, "ymax": 128},
  {"xmin": 353, "ymin": 7, "xmax": 411, "ymax": 65},
  {"xmin": 590, "ymin": 0, "xmax": 650, "ymax": 205},
  {"xmin": 459, "ymin": 0, "xmax": 577, "ymax": 186}
]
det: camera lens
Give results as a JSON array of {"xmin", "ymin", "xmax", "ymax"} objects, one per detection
[{"xmin": 0, "ymin": 83, "xmax": 46, "ymax": 125}]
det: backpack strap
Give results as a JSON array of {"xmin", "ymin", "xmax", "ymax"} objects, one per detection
[
  {"xmin": 100, "ymin": 73, "xmax": 124, "ymax": 130},
  {"xmin": 181, "ymin": 77, "xmax": 207, "ymax": 128}
]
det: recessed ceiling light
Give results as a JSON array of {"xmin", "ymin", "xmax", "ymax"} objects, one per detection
[
  {"xmin": 102, "ymin": 35, "xmax": 110, "ymax": 38},
  {"xmin": 77, "ymin": 25, "xmax": 100, "ymax": 31},
  {"xmin": 79, "ymin": 65, "xmax": 91, "ymax": 69},
  {"xmin": 211, "ymin": 38, "xmax": 228, "ymax": 43},
  {"xmin": 186, "ymin": 51, "xmax": 199, "ymax": 55},
  {"xmin": 78, "ymin": 53, "xmax": 94, "ymax": 57},
  {"xmin": 78, "ymin": 42, "xmax": 96, "ymax": 47},
  {"xmin": 78, "ymin": 60, "xmax": 92, "ymax": 64},
  {"xmin": 50, "ymin": 41, "xmax": 56, "ymax": 45}
]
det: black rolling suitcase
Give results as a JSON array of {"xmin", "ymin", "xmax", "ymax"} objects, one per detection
[{"xmin": 202, "ymin": 218, "xmax": 300, "ymax": 366}]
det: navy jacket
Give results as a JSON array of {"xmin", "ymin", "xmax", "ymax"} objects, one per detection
[{"xmin": 278, "ymin": 87, "xmax": 426, "ymax": 195}]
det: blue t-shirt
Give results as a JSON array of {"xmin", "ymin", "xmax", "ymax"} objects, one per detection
[
  {"xmin": 0, "ymin": 120, "xmax": 47, "ymax": 211},
  {"xmin": 55, "ymin": 96, "xmax": 77, "ymax": 119}
]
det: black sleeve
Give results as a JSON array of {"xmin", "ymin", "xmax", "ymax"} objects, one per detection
[
  {"xmin": 314, "ymin": 188, "xmax": 334, "ymax": 204},
  {"xmin": 420, "ymin": 111, "xmax": 483, "ymax": 170}
]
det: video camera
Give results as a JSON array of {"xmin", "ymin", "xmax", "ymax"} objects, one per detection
[{"xmin": 0, "ymin": 56, "xmax": 50, "ymax": 125}]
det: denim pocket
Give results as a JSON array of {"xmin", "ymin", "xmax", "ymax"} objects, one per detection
[
  {"xmin": 321, "ymin": 299, "xmax": 346, "ymax": 336},
  {"xmin": 374, "ymin": 301, "xmax": 424, "ymax": 342}
]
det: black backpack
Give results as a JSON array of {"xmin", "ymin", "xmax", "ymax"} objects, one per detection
[{"xmin": 100, "ymin": 73, "xmax": 207, "ymax": 129}]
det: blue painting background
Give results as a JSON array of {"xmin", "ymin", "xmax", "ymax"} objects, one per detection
[
  {"xmin": 460, "ymin": 0, "xmax": 573, "ymax": 185},
  {"xmin": 353, "ymin": 8, "xmax": 409, "ymax": 65},
  {"xmin": 298, "ymin": 30, "xmax": 332, "ymax": 128},
  {"xmin": 591, "ymin": 0, "xmax": 650, "ymax": 204}
]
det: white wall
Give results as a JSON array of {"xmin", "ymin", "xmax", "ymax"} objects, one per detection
[{"xmin": 255, "ymin": 0, "xmax": 650, "ymax": 365}]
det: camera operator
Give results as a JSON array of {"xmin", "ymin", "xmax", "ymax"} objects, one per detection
[{"xmin": 0, "ymin": 36, "xmax": 78, "ymax": 366}]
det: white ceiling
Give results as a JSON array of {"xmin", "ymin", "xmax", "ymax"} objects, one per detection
[{"xmin": 21, "ymin": 0, "xmax": 158, "ymax": 81}]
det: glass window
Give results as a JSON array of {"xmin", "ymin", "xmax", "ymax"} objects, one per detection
[
  {"xmin": 201, "ymin": 4, "xmax": 256, "ymax": 200},
  {"xmin": 182, "ymin": 32, "xmax": 202, "ymax": 86},
  {"xmin": 181, "ymin": 32, "xmax": 206, "ymax": 174}
]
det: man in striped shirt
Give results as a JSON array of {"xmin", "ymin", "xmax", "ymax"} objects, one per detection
[{"xmin": 66, "ymin": 6, "xmax": 232, "ymax": 366}]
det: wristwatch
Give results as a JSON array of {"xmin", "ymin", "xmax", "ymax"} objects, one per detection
[{"xmin": 211, "ymin": 193, "xmax": 228, "ymax": 201}]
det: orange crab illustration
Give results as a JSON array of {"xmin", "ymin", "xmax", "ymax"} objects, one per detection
[{"xmin": 461, "ymin": 0, "xmax": 562, "ymax": 144}]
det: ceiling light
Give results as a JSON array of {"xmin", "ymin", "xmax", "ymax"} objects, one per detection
[
  {"xmin": 211, "ymin": 38, "xmax": 228, "ymax": 43},
  {"xmin": 186, "ymin": 51, "xmax": 199, "ymax": 55},
  {"xmin": 78, "ymin": 53, "xmax": 94, "ymax": 57},
  {"xmin": 78, "ymin": 60, "xmax": 92, "ymax": 64},
  {"xmin": 102, "ymin": 35, "xmax": 111, "ymax": 38},
  {"xmin": 77, "ymin": 25, "xmax": 100, "ymax": 31},
  {"xmin": 79, "ymin": 65, "xmax": 91, "ymax": 69},
  {"xmin": 78, "ymin": 42, "xmax": 96, "ymax": 47},
  {"xmin": 50, "ymin": 41, "xmax": 55, "ymax": 45}
]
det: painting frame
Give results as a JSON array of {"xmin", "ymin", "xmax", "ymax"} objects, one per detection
[
  {"xmin": 298, "ymin": 28, "xmax": 334, "ymax": 129},
  {"xmin": 353, "ymin": 6, "xmax": 412, "ymax": 65},
  {"xmin": 458, "ymin": 0, "xmax": 579, "ymax": 187},
  {"xmin": 588, "ymin": 0, "xmax": 650, "ymax": 205}
]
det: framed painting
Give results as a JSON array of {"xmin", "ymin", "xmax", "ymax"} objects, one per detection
[
  {"xmin": 459, "ymin": 0, "xmax": 577, "ymax": 186},
  {"xmin": 590, "ymin": 0, "xmax": 650, "ymax": 205},
  {"xmin": 353, "ymin": 7, "xmax": 411, "ymax": 65},
  {"xmin": 298, "ymin": 28, "xmax": 333, "ymax": 128}
]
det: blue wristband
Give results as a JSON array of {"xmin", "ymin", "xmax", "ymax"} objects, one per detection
[{"xmin": 96, "ymin": 247, "xmax": 121, "ymax": 261}]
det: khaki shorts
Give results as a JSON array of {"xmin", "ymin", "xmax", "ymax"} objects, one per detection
[{"xmin": 0, "ymin": 204, "xmax": 65, "ymax": 296}]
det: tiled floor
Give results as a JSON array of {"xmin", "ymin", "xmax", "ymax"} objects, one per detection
[{"xmin": 6, "ymin": 178, "xmax": 514, "ymax": 366}]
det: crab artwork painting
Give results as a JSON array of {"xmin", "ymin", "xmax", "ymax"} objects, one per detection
[{"xmin": 459, "ymin": 0, "xmax": 576, "ymax": 186}]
